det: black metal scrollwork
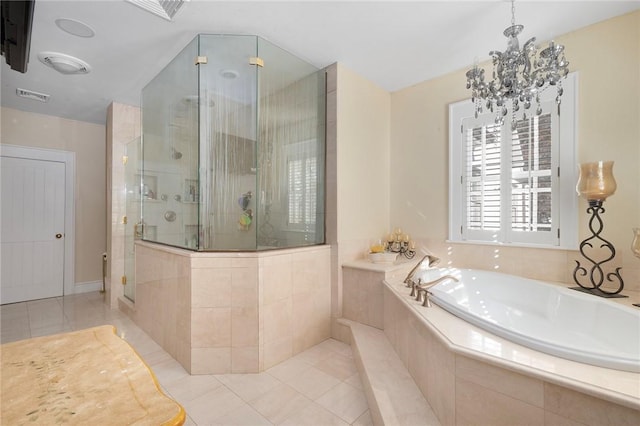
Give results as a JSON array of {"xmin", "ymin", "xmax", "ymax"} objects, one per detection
[{"xmin": 572, "ymin": 200, "xmax": 626, "ymax": 298}]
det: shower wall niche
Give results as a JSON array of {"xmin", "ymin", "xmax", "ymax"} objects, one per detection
[{"xmin": 141, "ymin": 34, "xmax": 326, "ymax": 251}]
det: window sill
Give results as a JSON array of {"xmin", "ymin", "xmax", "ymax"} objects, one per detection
[{"xmin": 445, "ymin": 239, "xmax": 578, "ymax": 251}]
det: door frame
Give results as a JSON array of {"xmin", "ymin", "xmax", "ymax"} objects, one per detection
[{"xmin": 1, "ymin": 144, "xmax": 76, "ymax": 296}]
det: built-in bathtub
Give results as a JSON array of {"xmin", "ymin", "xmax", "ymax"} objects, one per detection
[
  {"xmin": 418, "ymin": 268, "xmax": 640, "ymax": 373},
  {"xmin": 382, "ymin": 268, "xmax": 640, "ymax": 423}
]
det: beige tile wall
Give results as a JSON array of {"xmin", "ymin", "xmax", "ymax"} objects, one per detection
[
  {"xmin": 190, "ymin": 256, "xmax": 258, "ymax": 374},
  {"xmin": 106, "ymin": 102, "xmax": 141, "ymax": 308},
  {"xmin": 342, "ymin": 268, "xmax": 385, "ymax": 329},
  {"xmin": 543, "ymin": 383, "xmax": 640, "ymax": 426},
  {"xmin": 382, "ymin": 285, "xmax": 640, "ymax": 425},
  {"xmin": 133, "ymin": 243, "xmax": 190, "ymax": 365},
  {"xmin": 342, "ymin": 262, "xmax": 416, "ymax": 330},
  {"xmin": 417, "ymin": 237, "xmax": 640, "ymax": 294},
  {"xmin": 261, "ymin": 248, "xmax": 332, "ymax": 370},
  {"xmin": 131, "ymin": 242, "xmax": 330, "ymax": 374}
]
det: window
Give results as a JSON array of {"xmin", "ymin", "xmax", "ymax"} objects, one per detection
[
  {"xmin": 449, "ymin": 73, "xmax": 578, "ymax": 248},
  {"xmin": 286, "ymin": 140, "xmax": 317, "ymax": 231}
]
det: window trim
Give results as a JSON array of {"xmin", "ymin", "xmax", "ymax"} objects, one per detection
[{"xmin": 448, "ymin": 72, "xmax": 579, "ymax": 249}]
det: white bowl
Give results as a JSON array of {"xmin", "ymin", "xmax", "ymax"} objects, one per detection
[{"xmin": 368, "ymin": 252, "xmax": 398, "ymax": 264}]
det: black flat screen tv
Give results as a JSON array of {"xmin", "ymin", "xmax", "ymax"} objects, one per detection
[{"xmin": 1, "ymin": 0, "xmax": 35, "ymax": 73}]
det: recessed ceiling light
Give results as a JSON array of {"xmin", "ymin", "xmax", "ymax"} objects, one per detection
[
  {"xmin": 125, "ymin": 0, "xmax": 189, "ymax": 21},
  {"xmin": 54, "ymin": 18, "xmax": 95, "ymax": 38},
  {"xmin": 220, "ymin": 69, "xmax": 239, "ymax": 79},
  {"xmin": 37, "ymin": 52, "xmax": 91, "ymax": 75}
]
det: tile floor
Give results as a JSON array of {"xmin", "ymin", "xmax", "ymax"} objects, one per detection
[{"xmin": 0, "ymin": 292, "xmax": 372, "ymax": 426}]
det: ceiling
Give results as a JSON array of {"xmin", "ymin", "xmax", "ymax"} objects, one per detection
[{"xmin": 2, "ymin": 0, "xmax": 639, "ymax": 125}]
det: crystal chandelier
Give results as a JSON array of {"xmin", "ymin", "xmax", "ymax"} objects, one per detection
[{"xmin": 465, "ymin": 0, "xmax": 569, "ymax": 126}]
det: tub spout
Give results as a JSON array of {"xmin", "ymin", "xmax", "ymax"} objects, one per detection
[
  {"xmin": 418, "ymin": 275, "xmax": 459, "ymax": 289},
  {"xmin": 403, "ymin": 254, "xmax": 440, "ymax": 288},
  {"xmin": 416, "ymin": 275, "xmax": 459, "ymax": 308}
]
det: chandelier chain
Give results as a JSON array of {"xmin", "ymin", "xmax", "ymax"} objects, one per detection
[{"xmin": 511, "ymin": 0, "xmax": 515, "ymax": 28}]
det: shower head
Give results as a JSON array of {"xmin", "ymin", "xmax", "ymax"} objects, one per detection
[{"xmin": 171, "ymin": 147, "xmax": 182, "ymax": 159}]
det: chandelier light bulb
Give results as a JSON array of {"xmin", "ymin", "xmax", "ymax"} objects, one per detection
[{"xmin": 465, "ymin": 0, "xmax": 569, "ymax": 127}]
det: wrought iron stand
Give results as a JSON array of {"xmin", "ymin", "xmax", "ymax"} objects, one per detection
[{"xmin": 572, "ymin": 200, "xmax": 627, "ymax": 298}]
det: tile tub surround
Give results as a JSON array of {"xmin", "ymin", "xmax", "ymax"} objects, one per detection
[
  {"xmin": 383, "ymin": 279, "xmax": 640, "ymax": 425},
  {"xmin": 342, "ymin": 260, "xmax": 416, "ymax": 330},
  {"xmin": 345, "ymin": 319, "xmax": 441, "ymax": 426},
  {"xmin": 129, "ymin": 241, "xmax": 331, "ymax": 374}
]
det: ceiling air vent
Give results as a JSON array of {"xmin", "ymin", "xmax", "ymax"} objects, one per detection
[
  {"xmin": 16, "ymin": 88, "xmax": 49, "ymax": 103},
  {"xmin": 126, "ymin": 0, "xmax": 188, "ymax": 21},
  {"xmin": 37, "ymin": 52, "xmax": 91, "ymax": 75}
]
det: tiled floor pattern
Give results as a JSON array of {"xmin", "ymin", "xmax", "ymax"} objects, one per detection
[{"xmin": 0, "ymin": 292, "xmax": 372, "ymax": 426}]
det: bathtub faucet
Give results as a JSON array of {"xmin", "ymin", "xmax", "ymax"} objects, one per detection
[
  {"xmin": 403, "ymin": 254, "xmax": 440, "ymax": 289},
  {"xmin": 415, "ymin": 275, "xmax": 459, "ymax": 308}
]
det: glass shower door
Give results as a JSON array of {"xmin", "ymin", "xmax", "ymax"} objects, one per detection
[{"xmin": 124, "ymin": 137, "xmax": 141, "ymax": 302}]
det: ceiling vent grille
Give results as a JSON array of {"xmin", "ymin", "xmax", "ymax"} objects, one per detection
[
  {"xmin": 16, "ymin": 88, "xmax": 50, "ymax": 103},
  {"xmin": 37, "ymin": 52, "xmax": 91, "ymax": 75},
  {"xmin": 126, "ymin": 0, "xmax": 188, "ymax": 21}
]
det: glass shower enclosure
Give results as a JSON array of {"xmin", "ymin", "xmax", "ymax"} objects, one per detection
[{"xmin": 140, "ymin": 34, "xmax": 326, "ymax": 251}]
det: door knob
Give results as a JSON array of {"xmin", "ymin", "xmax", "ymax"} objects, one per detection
[{"xmin": 56, "ymin": 233, "xmax": 63, "ymax": 239}]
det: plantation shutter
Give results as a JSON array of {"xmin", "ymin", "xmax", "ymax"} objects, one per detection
[
  {"xmin": 465, "ymin": 121, "xmax": 502, "ymax": 232},
  {"xmin": 288, "ymin": 158, "xmax": 303, "ymax": 224},
  {"xmin": 460, "ymin": 100, "xmax": 559, "ymax": 245},
  {"xmin": 510, "ymin": 113, "xmax": 553, "ymax": 233},
  {"xmin": 287, "ymin": 155, "xmax": 317, "ymax": 228}
]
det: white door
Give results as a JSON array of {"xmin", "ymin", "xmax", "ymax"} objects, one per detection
[{"xmin": 1, "ymin": 156, "xmax": 66, "ymax": 304}]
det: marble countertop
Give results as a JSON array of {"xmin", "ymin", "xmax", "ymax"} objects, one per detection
[{"xmin": 342, "ymin": 258, "xmax": 417, "ymax": 273}]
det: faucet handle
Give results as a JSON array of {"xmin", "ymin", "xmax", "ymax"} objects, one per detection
[
  {"xmin": 409, "ymin": 278, "xmax": 422, "ymax": 297},
  {"xmin": 422, "ymin": 290, "xmax": 432, "ymax": 308}
]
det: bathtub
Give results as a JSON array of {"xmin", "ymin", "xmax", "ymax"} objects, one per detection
[{"xmin": 414, "ymin": 268, "xmax": 640, "ymax": 373}]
